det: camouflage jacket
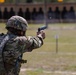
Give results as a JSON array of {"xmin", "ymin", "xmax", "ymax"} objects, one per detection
[{"xmin": 3, "ymin": 33, "xmax": 43, "ymax": 75}]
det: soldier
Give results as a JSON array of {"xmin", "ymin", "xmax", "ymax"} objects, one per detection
[{"xmin": 0, "ymin": 15, "xmax": 45, "ymax": 75}]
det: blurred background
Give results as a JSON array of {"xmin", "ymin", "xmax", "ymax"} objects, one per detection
[
  {"xmin": 0, "ymin": 1, "xmax": 76, "ymax": 75},
  {"xmin": 0, "ymin": 0, "xmax": 76, "ymax": 24}
]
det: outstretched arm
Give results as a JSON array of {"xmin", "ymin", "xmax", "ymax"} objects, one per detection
[{"xmin": 25, "ymin": 30, "xmax": 45, "ymax": 52}]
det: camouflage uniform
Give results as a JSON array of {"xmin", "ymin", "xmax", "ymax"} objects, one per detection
[{"xmin": 0, "ymin": 16, "xmax": 44, "ymax": 75}]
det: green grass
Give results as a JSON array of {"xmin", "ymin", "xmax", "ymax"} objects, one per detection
[{"xmin": 0, "ymin": 23, "xmax": 76, "ymax": 75}]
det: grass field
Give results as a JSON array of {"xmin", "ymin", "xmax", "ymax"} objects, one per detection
[{"xmin": 0, "ymin": 23, "xmax": 76, "ymax": 75}]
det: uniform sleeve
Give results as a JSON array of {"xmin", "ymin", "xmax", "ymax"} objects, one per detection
[
  {"xmin": 25, "ymin": 36, "xmax": 43, "ymax": 52},
  {"xmin": 15, "ymin": 36, "xmax": 43, "ymax": 52}
]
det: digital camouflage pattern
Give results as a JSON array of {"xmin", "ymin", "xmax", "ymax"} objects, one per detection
[
  {"xmin": 6, "ymin": 16, "xmax": 28, "ymax": 31},
  {"xmin": 0, "ymin": 15, "xmax": 44, "ymax": 75},
  {"xmin": 0, "ymin": 34, "xmax": 10, "ymax": 74},
  {"xmin": 1, "ymin": 32, "xmax": 43, "ymax": 75}
]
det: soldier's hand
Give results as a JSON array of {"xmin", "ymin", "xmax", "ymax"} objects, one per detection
[{"xmin": 37, "ymin": 30, "xmax": 45, "ymax": 39}]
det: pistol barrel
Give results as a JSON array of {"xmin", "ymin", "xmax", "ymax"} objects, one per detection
[{"xmin": 38, "ymin": 26, "xmax": 47, "ymax": 31}]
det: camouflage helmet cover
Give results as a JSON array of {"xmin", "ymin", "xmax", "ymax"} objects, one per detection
[{"xmin": 6, "ymin": 15, "xmax": 28, "ymax": 31}]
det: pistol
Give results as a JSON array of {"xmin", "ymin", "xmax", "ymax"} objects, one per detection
[{"xmin": 38, "ymin": 26, "xmax": 47, "ymax": 32}]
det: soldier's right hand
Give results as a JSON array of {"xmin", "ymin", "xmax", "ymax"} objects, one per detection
[{"xmin": 37, "ymin": 30, "xmax": 45, "ymax": 39}]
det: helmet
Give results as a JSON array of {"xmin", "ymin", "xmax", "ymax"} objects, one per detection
[{"xmin": 6, "ymin": 15, "xmax": 28, "ymax": 31}]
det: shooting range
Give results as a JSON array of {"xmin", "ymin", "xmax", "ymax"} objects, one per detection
[{"xmin": 0, "ymin": 0, "xmax": 76, "ymax": 75}]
